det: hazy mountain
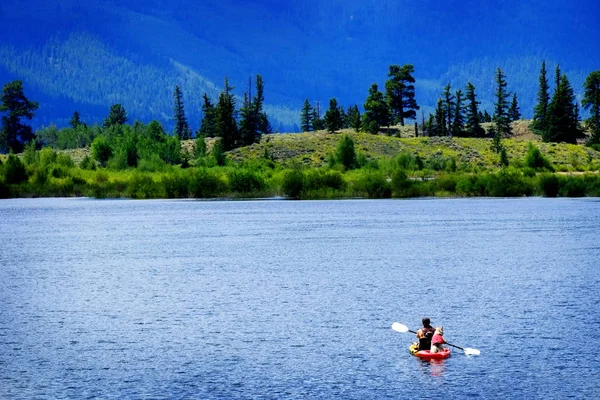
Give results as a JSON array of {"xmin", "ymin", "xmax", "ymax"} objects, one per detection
[{"xmin": 1, "ymin": 0, "xmax": 598, "ymax": 132}]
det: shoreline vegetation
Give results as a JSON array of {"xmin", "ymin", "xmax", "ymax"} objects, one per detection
[
  {"xmin": 1, "ymin": 64, "xmax": 599, "ymax": 200},
  {"xmin": 2, "ymin": 123, "xmax": 600, "ymax": 200}
]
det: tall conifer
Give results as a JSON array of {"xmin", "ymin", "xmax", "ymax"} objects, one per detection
[
  {"xmin": 300, "ymin": 99, "xmax": 313, "ymax": 132},
  {"xmin": 173, "ymin": 85, "xmax": 191, "ymax": 139},
  {"xmin": 493, "ymin": 68, "xmax": 512, "ymax": 137},
  {"xmin": 532, "ymin": 61, "xmax": 550, "ymax": 133},
  {"xmin": 465, "ymin": 83, "xmax": 485, "ymax": 137}
]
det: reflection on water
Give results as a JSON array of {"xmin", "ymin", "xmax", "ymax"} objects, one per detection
[{"xmin": 1, "ymin": 198, "xmax": 600, "ymax": 399}]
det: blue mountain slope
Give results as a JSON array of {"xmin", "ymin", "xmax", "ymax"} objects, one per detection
[{"xmin": 0, "ymin": 0, "xmax": 598, "ymax": 132}]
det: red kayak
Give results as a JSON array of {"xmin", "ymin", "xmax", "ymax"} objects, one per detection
[{"xmin": 409, "ymin": 343, "xmax": 451, "ymax": 360}]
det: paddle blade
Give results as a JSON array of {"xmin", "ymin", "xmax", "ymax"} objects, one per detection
[
  {"xmin": 391, "ymin": 322, "xmax": 409, "ymax": 333},
  {"xmin": 464, "ymin": 348, "xmax": 481, "ymax": 356}
]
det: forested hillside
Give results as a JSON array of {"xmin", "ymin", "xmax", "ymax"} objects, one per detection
[{"xmin": 0, "ymin": 0, "xmax": 598, "ymax": 131}]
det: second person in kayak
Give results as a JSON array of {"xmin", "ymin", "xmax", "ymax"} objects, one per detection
[{"xmin": 416, "ymin": 317, "xmax": 436, "ymax": 350}]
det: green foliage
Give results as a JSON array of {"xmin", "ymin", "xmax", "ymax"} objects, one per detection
[
  {"xmin": 524, "ymin": 142, "xmax": 554, "ymax": 171},
  {"xmin": 282, "ymin": 168, "xmax": 305, "ymax": 198},
  {"xmin": 465, "ymin": 83, "xmax": 485, "ymax": 137},
  {"xmin": 385, "ymin": 64, "xmax": 419, "ymax": 126},
  {"xmin": 532, "ymin": 61, "xmax": 550, "ymax": 133},
  {"xmin": 103, "ymin": 104, "xmax": 128, "ymax": 128},
  {"xmin": 23, "ymin": 141, "xmax": 37, "ymax": 165},
  {"xmin": 486, "ymin": 168, "xmax": 533, "ymax": 197},
  {"xmin": 127, "ymin": 173, "xmax": 164, "ymax": 199},
  {"xmin": 2, "ymin": 154, "xmax": 27, "ymax": 184},
  {"xmin": 395, "ymin": 152, "xmax": 420, "ymax": 171},
  {"xmin": 493, "ymin": 68, "xmax": 512, "ymax": 136},
  {"xmin": 215, "ymin": 77, "xmax": 238, "ymax": 151},
  {"xmin": 324, "ymin": 98, "xmax": 344, "ymax": 133},
  {"xmin": 303, "ymin": 169, "xmax": 346, "ymax": 193},
  {"xmin": 582, "ymin": 70, "xmax": 600, "ymax": 144},
  {"xmin": 228, "ymin": 168, "xmax": 266, "ymax": 194},
  {"xmin": 0, "ymin": 80, "xmax": 39, "ymax": 153},
  {"xmin": 211, "ymin": 140, "xmax": 227, "ymax": 166},
  {"xmin": 188, "ymin": 168, "xmax": 227, "ymax": 198},
  {"xmin": 335, "ymin": 135, "xmax": 357, "ymax": 170},
  {"xmin": 159, "ymin": 135, "xmax": 181, "ymax": 165},
  {"xmin": 346, "ymin": 105, "xmax": 361, "ymax": 132},
  {"xmin": 544, "ymin": 72, "xmax": 581, "ymax": 144},
  {"xmin": 300, "ymin": 99, "xmax": 313, "ymax": 132},
  {"xmin": 508, "ymin": 92, "xmax": 521, "ymax": 121},
  {"xmin": 539, "ymin": 173, "xmax": 559, "ymax": 197},
  {"xmin": 162, "ymin": 170, "xmax": 190, "ymax": 198},
  {"xmin": 80, "ymin": 155, "xmax": 97, "ymax": 170},
  {"xmin": 363, "ymin": 83, "xmax": 390, "ymax": 133},
  {"xmin": 138, "ymin": 154, "xmax": 168, "ymax": 172},
  {"xmin": 91, "ymin": 135, "xmax": 112, "ymax": 167},
  {"xmin": 173, "ymin": 85, "xmax": 191, "ymax": 139},
  {"xmin": 390, "ymin": 169, "xmax": 411, "ymax": 197},
  {"xmin": 500, "ymin": 147, "xmax": 509, "ymax": 167},
  {"xmin": 353, "ymin": 170, "xmax": 391, "ymax": 198}
]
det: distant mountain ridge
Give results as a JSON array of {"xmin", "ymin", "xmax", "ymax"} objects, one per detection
[{"xmin": 1, "ymin": 0, "xmax": 598, "ymax": 132}]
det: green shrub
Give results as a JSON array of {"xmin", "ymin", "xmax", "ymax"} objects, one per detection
[
  {"xmin": 138, "ymin": 154, "xmax": 167, "ymax": 172},
  {"xmin": 79, "ymin": 155, "xmax": 97, "ymax": 170},
  {"xmin": 487, "ymin": 168, "xmax": 533, "ymax": 197},
  {"xmin": 427, "ymin": 154, "xmax": 447, "ymax": 171},
  {"xmin": 456, "ymin": 174, "xmax": 486, "ymax": 196},
  {"xmin": 558, "ymin": 175, "xmax": 586, "ymax": 197},
  {"xmin": 39, "ymin": 147, "xmax": 57, "ymax": 167},
  {"xmin": 353, "ymin": 170, "xmax": 391, "ymax": 198},
  {"xmin": 91, "ymin": 136, "xmax": 112, "ymax": 167},
  {"xmin": 228, "ymin": 168, "xmax": 266, "ymax": 194},
  {"xmin": 127, "ymin": 173, "xmax": 164, "ymax": 199},
  {"xmin": 281, "ymin": 169, "xmax": 305, "ymax": 198},
  {"xmin": 162, "ymin": 171, "xmax": 189, "ymax": 198},
  {"xmin": 2, "ymin": 154, "xmax": 27, "ymax": 184},
  {"xmin": 395, "ymin": 152, "xmax": 418, "ymax": 171},
  {"xmin": 335, "ymin": 135, "xmax": 357, "ymax": 170},
  {"xmin": 30, "ymin": 166, "xmax": 48, "ymax": 186},
  {"xmin": 304, "ymin": 169, "xmax": 346, "ymax": 191},
  {"xmin": 525, "ymin": 142, "xmax": 553, "ymax": 171},
  {"xmin": 23, "ymin": 141, "xmax": 38, "ymax": 165},
  {"xmin": 538, "ymin": 174, "xmax": 559, "ymax": 197},
  {"xmin": 56, "ymin": 153, "xmax": 75, "ymax": 168},
  {"xmin": 188, "ymin": 168, "xmax": 227, "ymax": 198},
  {"xmin": 390, "ymin": 169, "xmax": 411, "ymax": 197},
  {"xmin": 49, "ymin": 165, "xmax": 70, "ymax": 178},
  {"xmin": 435, "ymin": 173, "xmax": 457, "ymax": 193}
]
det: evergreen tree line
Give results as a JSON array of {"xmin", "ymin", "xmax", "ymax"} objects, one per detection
[
  {"xmin": 299, "ymin": 63, "xmax": 600, "ymax": 146},
  {"xmin": 300, "ymin": 64, "xmax": 420, "ymax": 135}
]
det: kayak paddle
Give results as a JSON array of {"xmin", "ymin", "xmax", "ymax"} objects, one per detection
[{"xmin": 391, "ymin": 322, "xmax": 481, "ymax": 356}]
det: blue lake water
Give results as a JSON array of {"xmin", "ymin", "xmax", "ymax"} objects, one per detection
[{"xmin": 1, "ymin": 198, "xmax": 599, "ymax": 399}]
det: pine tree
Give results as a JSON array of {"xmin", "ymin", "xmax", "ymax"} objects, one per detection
[
  {"xmin": 532, "ymin": 61, "xmax": 550, "ymax": 133},
  {"xmin": 493, "ymin": 68, "xmax": 512, "ymax": 137},
  {"xmin": 346, "ymin": 105, "xmax": 361, "ymax": 132},
  {"xmin": 452, "ymin": 89, "xmax": 465, "ymax": 135},
  {"xmin": 253, "ymin": 75, "xmax": 271, "ymax": 137},
  {"xmin": 69, "ymin": 111, "xmax": 82, "ymax": 129},
  {"xmin": 544, "ymin": 73, "xmax": 582, "ymax": 144},
  {"xmin": 0, "ymin": 80, "xmax": 39, "ymax": 153},
  {"xmin": 199, "ymin": 94, "xmax": 216, "ymax": 137},
  {"xmin": 324, "ymin": 98, "xmax": 343, "ymax": 133},
  {"xmin": 215, "ymin": 77, "xmax": 238, "ymax": 151},
  {"xmin": 362, "ymin": 83, "xmax": 391, "ymax": 134},
  {"xmin": 239, "ymin": 93, "xmax": 255, "ymax": 146},
  {"xmin": 173, "ymin": 85, "xmax": 190, "ymax": 140},
  {"xmin": 433, "ymin": 99, "xmax": 447, "ymax": 137},
  {"xmin": 239, "ymin": 75, "xmax": 270, "ymax": 146},
  {"xmin": 103, "ymin": 103, "xmax": 127, "ymax": 128},
  {"xmin": 300, "ymin": 99, "xmax": 313, "ymax": 132},
  {"xmin": 508, "ymin": 93, "xmax": 521, "ymax": 121},
  {"xmin": 483, "ymin": 110, "xmax": 492, "ymax": 123},
  {"xmin": 442, "ymin": 84, "xmax": 455, "ymax": 134},
  {"xmin": 465, "ymin": 83, "xmax": 485, "ymax": 137},
  {"xmin": 385, "ymin": 64, "xmax": 419, "ymax": 126},
  {"xmin": 582, "ymin": 70, "xmax": 600, "ymax": 144}
]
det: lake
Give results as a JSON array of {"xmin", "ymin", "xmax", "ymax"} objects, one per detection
[{"xmin": 1, "ymin": 198, "xmax": 599, "ymax": 398}]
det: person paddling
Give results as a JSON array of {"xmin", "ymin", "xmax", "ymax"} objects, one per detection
[
  {"xmin": 430, "ymin": 327, "xmax": 447, "ymax": 354},
  {"xmin": 416, "ymin": 317, "xmax": 436, "ymax": 350}
]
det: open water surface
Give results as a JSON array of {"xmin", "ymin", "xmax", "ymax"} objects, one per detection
[{"xmin": 1, "ymin": 198, "xmax": 599, "ymax": 399}]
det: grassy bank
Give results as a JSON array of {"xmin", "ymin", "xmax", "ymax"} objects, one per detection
[{"xmin": 2, "ymin": 121, "xmax": 600, "ymax": 200}]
